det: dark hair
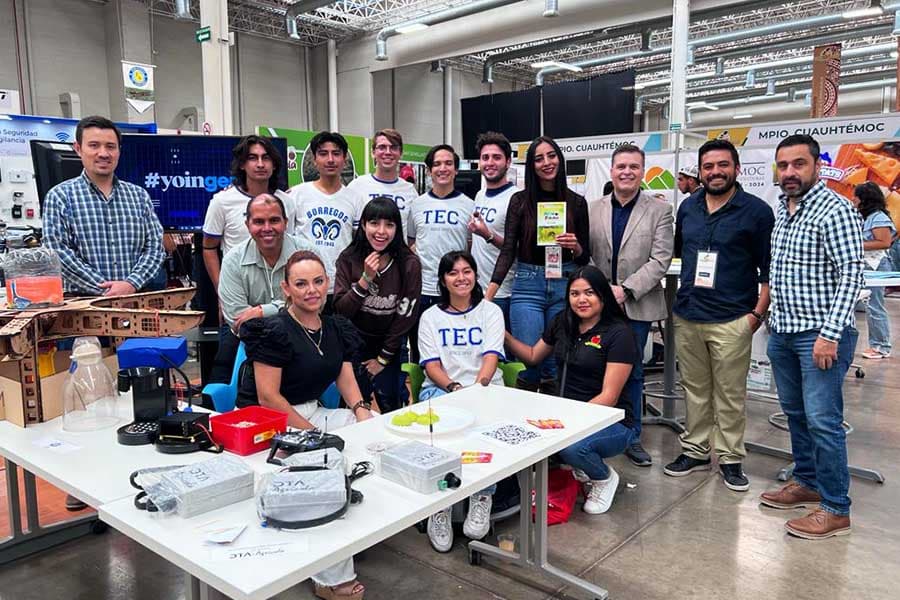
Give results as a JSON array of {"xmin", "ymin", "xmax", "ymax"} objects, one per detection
[
  {"xmin": 231, "ymin": 135, "xmax": 285, "ymax": 192},
  {"xmin": 776, "ymin": 134, "xmax": 820, "ymax": 162},
  {"xmin": 372, "ymin": 129, "xmax": 403, "ymax": 151},
  {"xmin": 523, "ymin": 136, "xmax": 568, "ymax": 209},
  {"xmin": 602, "ymin": 181, "xmax": 614, "ymax": 196},
  {"xmin": 611, "ymin": 143, "xmax": 645, "ymax": 166},
  {"xmin": 854, "ymin": 182, "xmax": 888, "ymax": 220},
  {"xmin": 344, "ymin": 196, "xmax": 408, "ymax": 259},
  {"xmin": 437, "ymin": 251, "xmax": 484, "ymax": 309},
  {"xmin": 244, "ymin": 193, "xmax": 287, "ymax": 222},
  {"xmin": 475, "ymin": 131, "xmax": 512, "ymax": 160},
  {"xmin": 560, "ymin": 266, "xmax": 627, "ymax": 344},
  {"xmin": 309, "ymin": 131, "xmax": 349, "ymax": 155},
  {"xmin": 76, "ymin": 115, "xmax": 121, "ymax": 145},
  {"xmin": 283, "ymin": 250, "xmax": 326, "ymax": 283},
  {"xmin": 425, "ymin": 144, "xmax": 460, "ymax": 170},
  {"xmin": 698, "ymin": 139, "xmax": 740, "ymax": 167}
]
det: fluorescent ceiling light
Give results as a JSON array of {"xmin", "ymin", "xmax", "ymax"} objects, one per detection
[
  {"xmin": 843, "ymin": 1, "xmax": 883, "ymax": 19},
  {"xmin": 733, "ymin": 113, "xmax": 754, "ymax": 119},
  {"xmin": 395, "ymin": 23, "xmax": 429, "ymax": 34},
  {"xmin": 531, "ymin": 60, "xmax": 583, "ymax": 72},
  {"xmin": 686, "ymin": 101, "xmax": 719, "ymax": 111}
]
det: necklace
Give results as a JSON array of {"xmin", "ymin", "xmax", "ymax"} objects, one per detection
[{"xmin": 288, "ymin": 307, "xmax": 324, "ymax": 356}]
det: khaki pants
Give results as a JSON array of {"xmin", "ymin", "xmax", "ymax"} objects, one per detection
[{"xmin": 674, "ymin": 314, "xmax": 752, "ymax": 464}]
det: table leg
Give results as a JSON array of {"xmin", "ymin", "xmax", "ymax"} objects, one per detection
[
  {"xmin": 185, "ymin": 572, "xmax": 228, "ymax": 600},
  {"xmin": 745, "ymin": 441, "xmax": 885, "ymax": 483},
  {"xmin": 468, "ymin": 467, "xmax": 532, "ymax": 568},
  {"xmin": 0, "ymin": 459, "xmax": 98, "ymax": 565},
  {"xmin": 469, "ymin": 460, "xmax": 610, "ymax": 600},
  {"xmin": 642, "ymin": 274, "xmax": 685, "ymax": 433}
]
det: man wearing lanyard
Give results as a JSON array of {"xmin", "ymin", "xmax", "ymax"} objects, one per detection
[
  {"xmin": 588, "ymin": 143, "xmax": 674, "ymax": 467},
  {"xmin": 760, "ymin": 135, "xmax": 863, "ymax": 539},
  {"xmin": 664, "ymin": 140, "xmax": 774, "ymax": 491}
]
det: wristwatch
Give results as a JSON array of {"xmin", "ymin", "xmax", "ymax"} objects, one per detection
[{"xmin": 446, "ymin": 382, "xmax": 463, "ymax": 392}]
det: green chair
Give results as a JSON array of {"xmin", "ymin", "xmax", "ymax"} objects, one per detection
[{"xmin": 401, "ymin": 361, "xmax": 526, "ymax": 403}]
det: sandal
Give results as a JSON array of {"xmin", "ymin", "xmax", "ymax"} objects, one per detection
[
  {"xmin": 861, "ymin": 348, "xmax": 890, "ymax": 359},
  {"xmin": 314, "ymin": 581, "xmax": 365, "ymax": 600}
]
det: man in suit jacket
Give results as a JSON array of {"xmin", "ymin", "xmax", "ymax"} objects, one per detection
[{"xmin": 589, "ymin": 144, "xmax": 674, "ymax": 467}]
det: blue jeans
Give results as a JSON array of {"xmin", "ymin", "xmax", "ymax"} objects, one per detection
[
  {"xmin": 510, "ymin": 263, "xmax": 570, "ymax": 385},
  {"xmin": 370, "ymin": 349, "xmax": 410, "ymax": 413},
  {"xmin": 558, "ymin": 421, "xmax": 632, "ymax": 480},
  {"xmin": 767, "ymin": 327, "xmax": 857, "ymax": 516},
  {"xmin": 888, "ymin": 237, "xmax": 900, "ymax": 271},
  {"xmin": 625, "ymin": 320, "xmax": 652, "ymax": 438},
  {"xmin": 419, "ymin": 386, "xmax": 496, "ymax": 495},
  {"xmin": 410, "ymin": 294, "xmax": 442, "ymax": 364},
  {"xmin": 866, "ymin": 255, "xmax": 893, "ymax": 354},
  {"xmin": 491, "ymin": 296, "xmax": 511, "ymax": 331}
]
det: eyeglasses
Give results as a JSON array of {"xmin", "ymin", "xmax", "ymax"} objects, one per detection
[{"xmin": 374, "ymin": 144, "xmax": 400, "ymax": 152}]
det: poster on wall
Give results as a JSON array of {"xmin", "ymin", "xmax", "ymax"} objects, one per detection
[
  {"xmin": 257, "ymin": 126, "xmax": 432, "ymax": 188},
  {"xmin": 122, "ymin": 60, "xmax": 155, "ymax": 114},
  {"xmin": 584, "ymin": 152, "xmax": 678, "ymax": 205},
  {"xmin": 0, "ymin": 114, "xmax": 155, "ymax": 157},
  {"xmin": 513, "ymin": 132, "xmax": 665, "ymax": 162},
  {"xmin": 0, "ymin": 89, "xmax": 21, "ymax": 115}
]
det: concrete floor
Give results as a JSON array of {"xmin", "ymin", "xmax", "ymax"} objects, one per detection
[{"xmin": 2, "ymin": 301, "xmax": 898, "ymax": 600}]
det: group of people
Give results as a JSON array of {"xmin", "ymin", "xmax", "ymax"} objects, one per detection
[{"xmin": 43, "ymin": 114, "xmax": 878, "ymax": 600}]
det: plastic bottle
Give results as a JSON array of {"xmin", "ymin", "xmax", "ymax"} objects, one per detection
[{"xmin": 62, "ymin": 337, "xmax": 120, "ymax": 432}]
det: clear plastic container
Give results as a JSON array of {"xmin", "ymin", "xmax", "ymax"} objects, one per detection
[
  {"xmin": 3, "ymin": 246, "xmax": 64, "ymax": 308},
  {"xmin": 62, "ymin": 337, "xmax": 120, "ymax": 432}
]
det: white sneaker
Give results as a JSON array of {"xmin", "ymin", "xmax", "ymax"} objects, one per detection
[
  {"xmin": 463, "ymin": 493, "xmax": 492, "ymax": 540},
  {"xmin": 427, "ymin": 507, "xmax": 453, "ymax": 552},
  {"xmin": 583, "ymin": 467, "xmax": 619, "ymax": 514}
]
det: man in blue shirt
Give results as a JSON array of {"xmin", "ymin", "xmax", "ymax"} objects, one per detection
[
  {"xmin": 664, "ymin": 139, "xmax": 774, "ymax": 492},
  {"xmin": 44, "ymin": 116, "xmax": 164, "ymax": 296}
]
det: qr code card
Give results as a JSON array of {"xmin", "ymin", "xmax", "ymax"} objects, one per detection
[{"xmin": 474, "ymin": 422, "xmax": 543, "ymax": 447}]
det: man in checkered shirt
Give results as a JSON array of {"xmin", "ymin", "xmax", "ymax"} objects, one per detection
[
  {"xmin": 44, "ymin": 116, "xmax": 164, "ymax": 297},
  {"xmin": 759, "ymin": 134, "xmax": 863, "ymax": 540}
]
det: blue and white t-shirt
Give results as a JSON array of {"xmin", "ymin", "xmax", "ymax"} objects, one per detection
[
  {"xmin": 862, "ymin": 210, "xmax": 896, "ymax": 269},
  {"xmin": 407, "ymin": 190, "xmax": 473, "ymax": 296},
  {"xmin": 418, "ymin": 300, "xmax": 505, "ymax": 390},
  {"xmin": 289, "ymin": 182, "xmax": 365, "ymax": 292},
  {"xmin": 347, "ymin": 174, "xmax": 418, "ymax": 238},
  {"xmin": 472, "ymin": 183, "xmax": 517, "ymax": 299}
]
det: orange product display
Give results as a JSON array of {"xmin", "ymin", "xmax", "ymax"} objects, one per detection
[
  {"xmin": 5, "ymin": 275, "xmax": 64, "ymax": 309},
  {"xmin": 824, "ymin": 142, "xmax": 900, "ymax": 231}
]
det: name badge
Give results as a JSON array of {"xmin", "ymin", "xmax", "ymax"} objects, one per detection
[
  {"xmin": 694, "ymin": 250, "xmax": 718, "ymax": 289},
  {"xmin": 545, "ymin": 245, "xmax": 562, "ymax": 279}
]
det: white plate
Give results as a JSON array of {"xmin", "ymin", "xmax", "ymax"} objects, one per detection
[{"xmin": 383, "ymin": 405, "xmax": 476, "ymax": 438}]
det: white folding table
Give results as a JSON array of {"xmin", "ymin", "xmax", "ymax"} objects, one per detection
[{"xmin": 98, "ymin": 386, "xmax": 622, "ymax": 600}]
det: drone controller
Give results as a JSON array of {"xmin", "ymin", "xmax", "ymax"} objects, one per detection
[{"xmin": 267, "ymin": 429, "xmax": 346, "ymax": 466}]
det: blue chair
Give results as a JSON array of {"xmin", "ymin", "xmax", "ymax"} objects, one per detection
[
  {"xmin": 320, "ymin": 382, "xmax": 341, "ymax": 409},
  {"xmin": 201, "ymin": 342, "xmax": 246, "ymax": 412}
]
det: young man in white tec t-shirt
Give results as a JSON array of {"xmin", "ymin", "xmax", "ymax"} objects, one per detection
[
  {"xmin": 407, "ymin": 144, "xmax": 473, "ymax": 361},
  {"xmin": 469, "ymin": 131, "xmax": 516, "ymax": 330},
  {"xmin": 202, "ymin": 135, "xmax": 294, "ymax": 289},
  {"xmin": 347, "ymin": 128, "xmax": 418, "ymax": 236},
  {"xmin": 289, "ymin": 131, "xmax": 364, "ymax": 313}
]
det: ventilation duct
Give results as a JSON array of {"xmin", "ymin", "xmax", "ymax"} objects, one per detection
[
  {"xmin": 543, "ymin": 0, "xmax": 559, "ymax": 18},
  {"xmin": 284, "ymin": 0, "xmax": 338, "ymax": 41},
  {"xmin": 174, "ymin": 0, "xmax": 191, "ymax": 20}
]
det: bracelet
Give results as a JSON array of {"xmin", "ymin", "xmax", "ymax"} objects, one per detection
[
  {"xmin": 751, "ymin": 310, "xmax": 764, "ymax": 321},
  {"xmin": 485, "ymin": 233, "xmax": 494, "ymax": 245},
  {"xmin": 376, "ymin": 356, "xmax": 390, "ymax": 367},
  {"xmin": 361, "ymin": 271, "xmax": 373, "ymax": 284},
  {"xmin": 349, "ymin": 400, "xmax": 368, "ymax": 414},
  {"xmin": 446, "ymin": 382, "xmax": 462, "ymax": 393}
]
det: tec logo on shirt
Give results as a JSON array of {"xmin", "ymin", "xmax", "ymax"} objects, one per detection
[
  {"xmin": 368, "ymin": 193, "xmax": 407, "ymax": 211},
  {"xmin": 474, "ymin": 206, "xmax": 498, "ymax": 223},
  {"xmin": 439, "ymin": 326, "xmax": 483, "ymax": 346},
  {"xmin": 422, "ymin": 209, "xmax": 461, "ymax": 225}
]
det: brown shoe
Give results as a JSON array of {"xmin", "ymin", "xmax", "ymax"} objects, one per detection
[
  {"xmin": 759, "ymin": 481, "xmax": 821, "ymax": 509},
  {"xmin": 785, "ymin": 508, "xmax": 851, "ymax": 539}
]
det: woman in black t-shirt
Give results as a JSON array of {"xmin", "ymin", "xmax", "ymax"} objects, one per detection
[
  {"xmin": 505, "ymin": 265, "xmax": 636, "ymax": 516},
  {"xmin": 334, "ymin": 197, "xmax": 422, "ymax": 412}
]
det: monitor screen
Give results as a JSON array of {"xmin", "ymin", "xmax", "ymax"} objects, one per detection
[
  {"xmin": 114, "ymin": 134, "xmax": 288, "ymax": 231},
  {"xmin": 30, "ymin": 141, "xmax": 84, "ymax": 205}
]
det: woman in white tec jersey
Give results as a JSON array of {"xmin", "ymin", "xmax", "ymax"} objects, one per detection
[{"xmin": 417, "ymin": 251, "xmax": 505, "ymax": 553}]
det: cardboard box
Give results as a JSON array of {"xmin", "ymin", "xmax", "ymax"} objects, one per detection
[{"xmin": 0, "ymin": 349, "xmax": 119, "ymax": 427}]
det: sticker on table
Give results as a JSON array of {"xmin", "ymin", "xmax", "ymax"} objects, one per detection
[
  {"xmin": 475, "ymin": 423, "xmax": 542, "ymax": 447},
  {"xmin": 33, "ymin": 437, "xmax": 81, "ymax": 454},
  {"xmin": 526, "ymin": 418, "xmax": 565, "ymax": 430},
  {"xmin": 461, "ymin": 451, "xmax": 493, "ymax": 464},
  {"xmin": 209, "ymin": 540, "xmax": 308, "ymax": 562}
]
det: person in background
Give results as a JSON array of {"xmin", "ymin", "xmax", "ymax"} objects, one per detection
[
  {"xmin": 334, "ymin": 197, "xmax": 422, "ymax": 412},
  {"xmin": 407, "ymin": 144, "xmax": 473, "ymax": 362},
  {"xmin": 347, "ymin": 128, "xmax": 418, "ymax": 237},
  {"xmin": 760, "ymin": 134, "xmax": 863, "ymax": 540},
  {"xmin": 417, "ymin": 251, "xmax": 506, "ymax": 552},
  {"xmin": 44, "ymin": 115, "xmax": 164, "ymax": 297},
  {"xmin": 239, "ymin": 250, "xmax": 373, "ymax": 600},
  {"xmin": 487, "ymin": 136, "xmax": 590, "ymax": 393},
  {"xmin": 664, "ymin": 139, "xmax": 774, "ymax": 491},
  {"xmin": 505, "ymin": 266, "xmax": 635, "ymax": 514},
  {"xmin": 469, "ymin": 131, "xmax": 517, "ymax": 327},
  {"xmin": 677, "ymin": 164, "xmax": 702, "ymax": 196},
  {"xmin": 851, "ymin": 182, "xmax": 894, "ymax": 359},
  {"xmin": 289, "ymin": 131, "xmax": 365, "ymax": 313},
  {"xmin": 202, "ymin": 135, "xmax": 294, "ymax": 289},
  {"xmin": 588, "ymin": 143, "xmax": 673, "ymax": 468}
]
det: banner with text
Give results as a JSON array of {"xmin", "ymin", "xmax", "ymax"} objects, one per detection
[
  {"xmin": 585, "ymin": 152, "xmax": 678, "ymax": 205},
  {"xmin": 703, "ymin": 114, "xmax": 900, "ymax": 147},
  {"xmin": 514, "ymin": 132, "xmax": 665, "ymax": 161}
]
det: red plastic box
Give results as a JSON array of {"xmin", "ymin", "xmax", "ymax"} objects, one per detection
[{"xmin": 210, "ymin": 406, "xmax": 288, "ymax": 456}]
